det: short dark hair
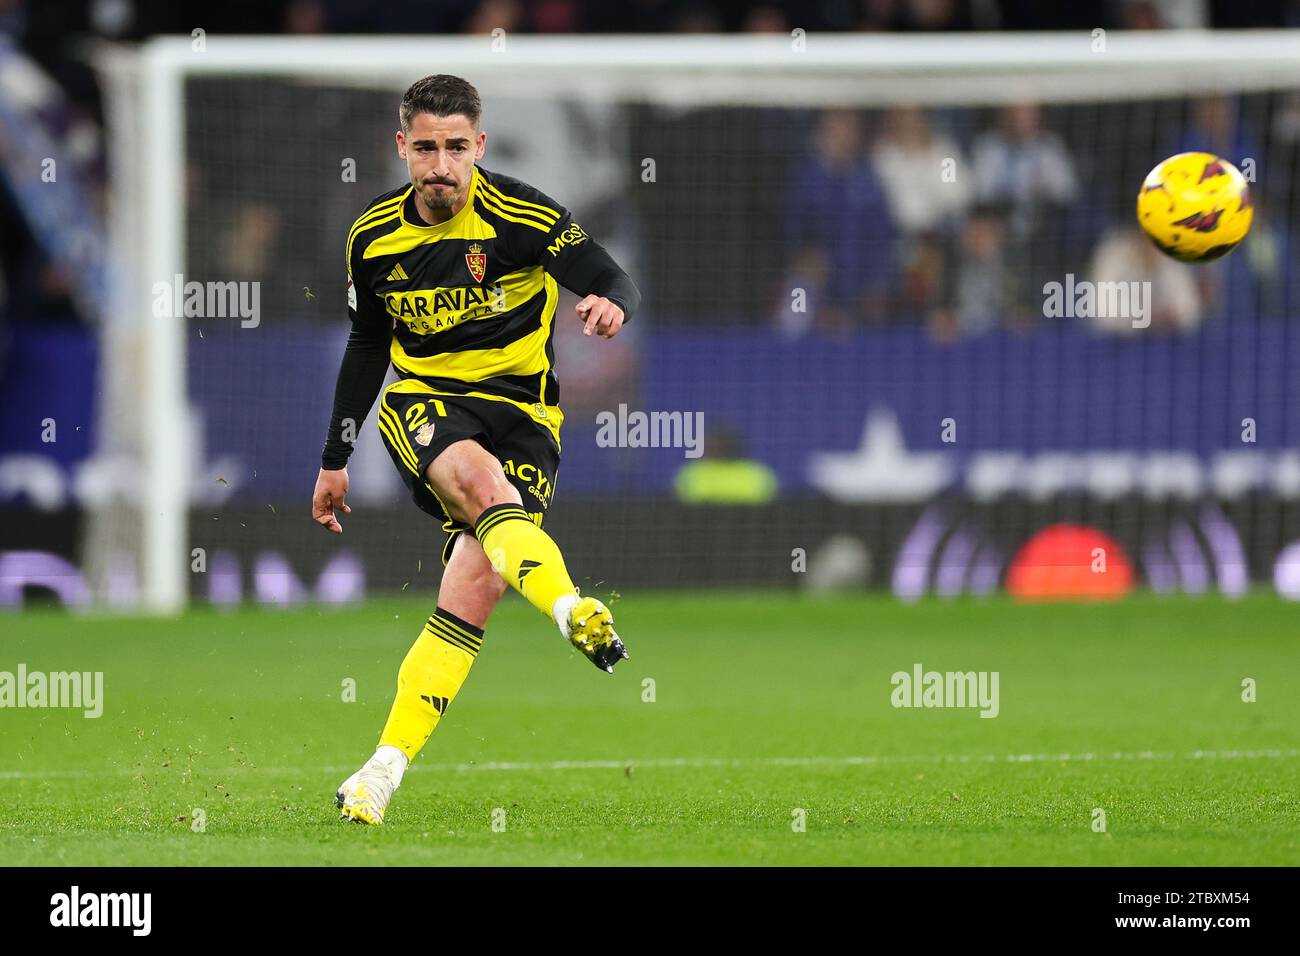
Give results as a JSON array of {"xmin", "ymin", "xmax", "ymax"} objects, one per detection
[{"xmin": 399, "ymin": 74, "xmax": 481, "ymax": 131}]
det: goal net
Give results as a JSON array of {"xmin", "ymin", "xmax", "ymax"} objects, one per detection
[{"xmin": 90, "ymin": 31, "xmax": 1300, "ymax": 611}]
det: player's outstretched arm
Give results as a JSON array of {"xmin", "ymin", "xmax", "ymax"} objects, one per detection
[
  {"xmin": 516, "ymin": 197, "xmax": 639, "ymax": 338},
  {"xmin": 550, "ymin": 239, "xmax": 641, "ymax": 339},
  {"xmin": 314, "ymin": 282, "xmax": 393, "ymax": 532},
  {"xmin": 491, "ymin": 173, "xmax": 640, "ymax": 337}
]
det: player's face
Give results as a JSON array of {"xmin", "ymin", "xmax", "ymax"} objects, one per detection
[{"xmin": 397, "ymin": 113, "xmax": 486, "ymax": 215}]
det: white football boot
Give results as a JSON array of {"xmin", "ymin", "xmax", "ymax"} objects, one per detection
[{"xmin": 335, "ymin": 753, "xmax": 404, "ymax": 825}]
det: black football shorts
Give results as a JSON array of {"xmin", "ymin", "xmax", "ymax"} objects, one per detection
[{"xmin": 375, "ymin": 378, "xmax": 562, "ymax": 565}]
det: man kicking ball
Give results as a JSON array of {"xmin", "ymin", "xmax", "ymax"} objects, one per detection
[{"xmin": 312, "ymin": 74, "xmax": 639, "ymax": 824}]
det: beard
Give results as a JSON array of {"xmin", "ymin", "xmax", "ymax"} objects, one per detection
[{"xmin": 420, "ymin": 180, "xmax": 457, "ymax": 211}]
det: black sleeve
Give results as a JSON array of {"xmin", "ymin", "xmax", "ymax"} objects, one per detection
[
  {"xmin": 321, "ymin": 276, "xmax": 392, "ymax": 470},
  {"xmin": 500, "ymin": 179, "xmax": 641, "ymax": 322},
  {"xmin": 545, "ymin": 234, "xmax": 642, "ymax": 323}
]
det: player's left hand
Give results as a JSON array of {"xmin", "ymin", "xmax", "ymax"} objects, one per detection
[{"xmin": 575, "ymin": 295, "xmax": 624, "ymax": 338}]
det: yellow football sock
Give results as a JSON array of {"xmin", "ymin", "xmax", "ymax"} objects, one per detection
[
  {"xmin": 377, "ymin": 607, "xmax": 484, "ymax": 761},
  {"xmin": 474, "ymin": 503, "xmax": 578, "ymax": 619}
]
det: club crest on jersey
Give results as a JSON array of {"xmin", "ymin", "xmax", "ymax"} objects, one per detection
[
  {"xmin": 465, "ymin": 242, "xmax": 487, "ymax": 283},
  {"xmin": 414, "ymin": 422, "xmax": 435, "ymax": 447}
]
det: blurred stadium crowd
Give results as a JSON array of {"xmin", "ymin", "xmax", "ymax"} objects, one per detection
[
  {"xmin": 2, "ymin": 0, "xmax": 1300, "ymax": 343},
  {"xmin": 4, "ymin": 0, "xmax": 1300, "ymax": 601},
  {"xmin": 759, "ymin": 95, "xmax": 1300, "ymax": 338}
]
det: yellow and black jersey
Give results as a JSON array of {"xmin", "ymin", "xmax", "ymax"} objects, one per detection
[{"xmin": 322, "ymin": 165, "xmax": 639, "ymax": 469}]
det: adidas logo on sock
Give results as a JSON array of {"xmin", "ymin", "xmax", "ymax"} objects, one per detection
[
  {"xmin": 420, "ymin": 694, "xmax": 449, "ymax": 714},
  {"xmin": 518, "ymin": 559, "xmax": 542, "ymax": 585}
]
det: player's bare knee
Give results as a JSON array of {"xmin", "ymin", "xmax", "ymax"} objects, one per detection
[
  {"xmin": 453, "ymin": 467, "xmax": 521, "ymax": 525},
  {"xmin": 428, "ymin": 455, "xmax": 517, "ymax": 526}
]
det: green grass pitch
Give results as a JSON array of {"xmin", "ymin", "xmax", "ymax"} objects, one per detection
[{"xmin": 2, "ymin": 591, "xmax": 1297, "ymax": 865}]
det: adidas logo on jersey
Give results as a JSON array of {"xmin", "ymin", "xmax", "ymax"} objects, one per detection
[{"xmin": 386, "ymin": 263, "xmax": 410, "ymax": 283}]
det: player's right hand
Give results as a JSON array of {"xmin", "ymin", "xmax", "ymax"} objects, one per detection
[{"xmin": 313, "ymin": 467, "xmax": 351, "ymax": 534}]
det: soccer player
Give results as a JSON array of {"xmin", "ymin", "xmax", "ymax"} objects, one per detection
[{"xmin": 312, "ymin": 75, "xmax": 640, "ymax": 825}]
